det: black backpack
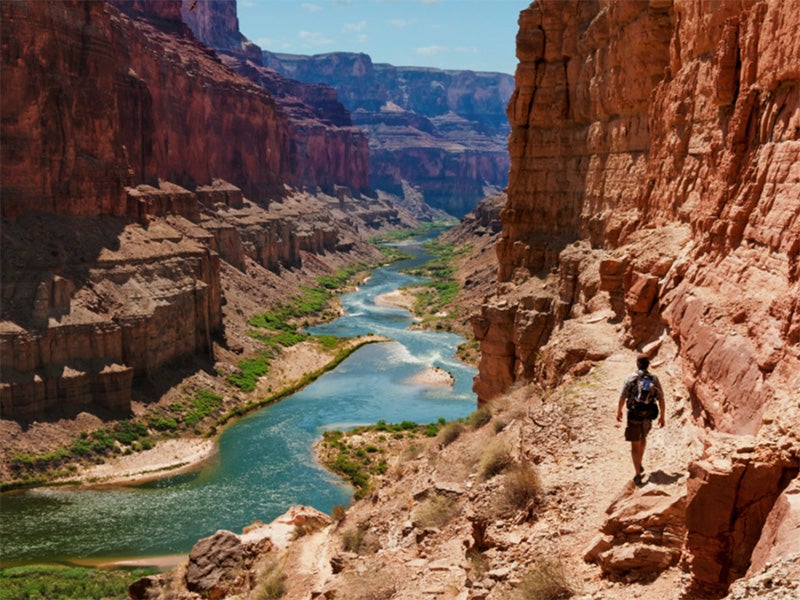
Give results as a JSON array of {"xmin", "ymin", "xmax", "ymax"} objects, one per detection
[{"xmin": 627, "ymin": 372, "xmax": 659, "ymax": 420}]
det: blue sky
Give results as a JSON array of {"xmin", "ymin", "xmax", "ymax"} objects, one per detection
[{"xmin": 238, "ymin": 0, "xmax": 529, "ymax": 75}]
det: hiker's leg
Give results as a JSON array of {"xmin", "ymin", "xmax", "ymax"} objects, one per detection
[{"xmin": 630, "ymin": 440, "xmax": 645, "ymax": 474}]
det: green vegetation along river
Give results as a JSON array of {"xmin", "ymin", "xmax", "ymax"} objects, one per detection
[{"xmin": 0, "ymin": 242, "xmax": 476, "ymax": 565}]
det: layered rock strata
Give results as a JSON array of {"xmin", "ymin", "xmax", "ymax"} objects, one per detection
[
  {"xmin": 474, "ymin": 0, "xmax": 800, "ymax": 595},
  {"xmin": 177, "ymin": 0, "xmax": 370, "ymax": 193},
  {"xmin": 0, "ymin": 0, "xmax": 397, "ymax": 420},
  {"xmin": 263, "ymin": 51, "xmax": 514, "ymax": 216}
]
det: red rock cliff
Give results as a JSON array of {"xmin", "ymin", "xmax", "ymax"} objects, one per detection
[
  {"xmin": 177, "ymin": 0, "xmax": 370, "ymax": 194},
  {"xmin": 0, "ymin": 0, "xmax": 381, "ymax": 421},
  {"xmin": 475, "ymin": 0, "xmax": 799, "ymax": 595}
]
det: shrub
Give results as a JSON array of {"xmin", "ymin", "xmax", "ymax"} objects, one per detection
[
  {"xmin": 229, "ymin": 356, "xmax": 270, "ymax": 392},
  {"xmin": 111, "ymin": 420, "xmax": 148, "ymax": 445},
  {"xmin": 252, "ymin": 556, "xmax": 286, "ymax": 600},
  {"xmin": 509, "ymin": 557, "xmax": 573, "ymax": 600},
  {"xmin": 414, "ymin": 494, "xmax": 459, "ymax": 529},
  {"xmin": 503, "ymin": 463, "xmax": 543, "ymax": 512},
  {"xmin": 423, "ymin": 423, "xmax": 440, "ymax": 437},
  {"xmin": 0, "ymin": 565, "xmax": 157, "ymax": 600},
  {"xmin": 341, "ymin": 525, "xmax": 379, "ymax": 555},
  {"xmin": 479, "ymin": 441, "xmax": 512, "ymax": 480},
  {"xmin": 468, "ymin": 406, "xmax": 492, "ymax": 429},
  {"xmin": 331, "ymin": 504, "xmax": 347, "ymax": 523},
  {"xmin": 183, "ymin": 389, "xmax": 224, "ymax": 425},
  {"xmin": 438, "ymin": 421, "xmax": 464, "ymax": 446},
  {"xmin": 316, "ymin": 335, "xmax": 340, "ymax": 350},
  {"xmin": 69, "ymin": 437, "xmax": 93, "ymax": 456},
  {"xmin": 148, "ymin": 414, "xmax": 178, "ymax": 431}
]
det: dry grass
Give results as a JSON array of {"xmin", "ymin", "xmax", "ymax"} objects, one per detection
[
  {"xmin": 438, "ymin": 421, "xmax": 465, "ymax": 446},
  {"xmin": 468, "ymin": 406, "xmax": 493, "ymax": 429},
  {"xmin": 251, "ymin": 556, "xmax": 287, "ymax": 600},
  {"xmin": 502, "ymin": 462, "xmax": 543, "ymax": 512},
  {"xmin": 478, "ymin": 439, "xmax": 513, "ymax": 480},
  {"xmin": 341, "ymin": 524, "xmax": 380, "ymax": 555},
  {"xmin": 414, "ymin": 493, "xmax": 459, "ymax": 529},
  {"xmin": 506, "ymin": 556, "xmax": 573, "ymax": 600}
]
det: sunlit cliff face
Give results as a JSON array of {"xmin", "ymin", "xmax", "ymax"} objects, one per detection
[{"xmin": 475, "ymin": 0, "xmax": 799, "ymax": 594}]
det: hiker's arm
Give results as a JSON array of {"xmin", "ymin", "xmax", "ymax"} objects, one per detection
[
  {"xmin": 616, "ymin": 396, "xmax": 625, "ymax": 422},
  {"xmin": 657, "ymin": 380, "xmax": 666, "ymax": 427}
]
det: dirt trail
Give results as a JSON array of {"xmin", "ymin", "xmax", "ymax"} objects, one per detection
[{"xmin": 527, "ymin": 344, "xmax": 700, "ymax": 597}]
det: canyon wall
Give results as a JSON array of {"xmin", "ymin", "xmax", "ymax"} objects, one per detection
[
  {"xmin": 178, "ymin": 0, "xmax": 370, "ymax": 194},
  {"xmin": 474, "ymin": 0, "xmax": 799, "ymax": 595},
  {"xmin": 0, "ymin": 0, "xmax": 389, "ymax": 420},
  {"xmin": 263, "ymin": 51, "xmax": 514, "ymax": 217}
]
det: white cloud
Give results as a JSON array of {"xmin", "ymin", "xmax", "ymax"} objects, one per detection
[
  {"xmin": 421, "ymin": 0, "xmax": 441, "ymax": 4},
  {"xmin": 358, "ymin": 34, "xmax": 368, "ymax": 43},
  {"xmin": 416, "ymin": 45, "xmax": 447, "ymax": 57},
  {"xmin": 240, "ymin": 0, "xmax": 255, "ymax": 7},
  {"xmin": 388, "ymin": 18, "xmax": 410, "ymax": 28},
  {"xmin": 301, "ymin": 2, "xmax": 323, "ymax": 12},
  {"xmin": 344, "ymin": 20, "xmax": 367, "ymax": 32},
  {"xmin": 255, "ymin": 37, "xmax": 274, "ymax": 48},
  {"xmin": 299, "ymin": 30, "xmax": 334, "ymax": 46}
]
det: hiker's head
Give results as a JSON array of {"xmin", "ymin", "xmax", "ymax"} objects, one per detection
[{"xmin": 636, "ymin": 355, "xmax": 650, "ymax": 371}]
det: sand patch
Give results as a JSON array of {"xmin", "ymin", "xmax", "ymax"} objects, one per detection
[
  {"xmin": 374, "ymin": 289, "xmax": 416, "ymax": 311},
  {"xmin": 406, "ymin": 366, "xmax": 455, "ymax": 387},
  {"xmin": 60, "ymin": 438, "xmax": 216, "ymax": 486}
]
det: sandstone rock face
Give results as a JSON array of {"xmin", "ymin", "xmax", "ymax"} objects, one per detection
[
  {"xmin": 0, "ymin": 0, "xmax": 398, "ymax": 420},
  {"xmin": 263, "ymin": 51, "xmax": 514, "ymax": 216},
  {"xmin": 179, "ymin": 0, "xmax": 370, "ymax": 194},
  {"xmin": 1, "ymin": 0, "xmax": 368, "ymax": 221},
  {"xmin": 478, "ymin": 0, "xmax": 800, "ymax": 594},
  {"xmin": 0, "ymin": 212, "xmax": 222, "ymax": 418},
  {"xmin": 0, "ymin": 1, "xmax": 131, "ymax": 218}
]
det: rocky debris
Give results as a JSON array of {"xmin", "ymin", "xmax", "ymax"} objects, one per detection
[
  {"xmin": 130, "ymin": 506, "xmax": 332, "ymax": 600},
  {"xmin": 724, "ymin": 553, "xmax": 800, "ymax": 600},
  {"xmin": 585, "ymin": 480, "xmax": 687, "ymax": 580}
]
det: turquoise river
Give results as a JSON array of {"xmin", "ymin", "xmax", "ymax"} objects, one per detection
[{"xmin": 0, "ymin": 241, "xmax": 477, "ymax": 566}]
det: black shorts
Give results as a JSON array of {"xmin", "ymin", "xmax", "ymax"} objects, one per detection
[{"xmin": 625, "ymin": 419, "xmax": 652, "ymax": 442}]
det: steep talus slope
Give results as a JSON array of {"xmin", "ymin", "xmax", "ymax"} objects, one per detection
[
  {"xmin": 472, "ymin": 0, "xmax": 799, "ymax": 595},
  {"xmin": 0, "ymin": 0, "xmax": 404, "ymax": 423}
]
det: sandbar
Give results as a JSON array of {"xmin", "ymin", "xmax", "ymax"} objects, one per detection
[
  {"xmin": 407, "ymin": 366, "xmax": 455, "ymax": 387},
  {"xmin": 374, "ymin": 289, "xmax": 417, "ymax": 311}
]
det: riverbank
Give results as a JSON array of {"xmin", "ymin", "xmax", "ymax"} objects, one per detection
[{"xmin": 33, "ymin": 335, "xmax": 388, "ymax": 489}]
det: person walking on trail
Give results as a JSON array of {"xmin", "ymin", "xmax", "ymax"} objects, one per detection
[{"xmin": 617, "ymin": 355, "xmax": 665, "ymax": 484}]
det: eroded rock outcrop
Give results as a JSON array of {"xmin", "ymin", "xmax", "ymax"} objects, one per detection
[{"xmin": 475, "ymin": 0, "xmax": 800, "ymax": 595}]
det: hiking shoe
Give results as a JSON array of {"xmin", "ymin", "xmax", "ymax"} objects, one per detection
[{"xmin": 633, "ymin": 473, "xmax": 644, "ymax": 485}]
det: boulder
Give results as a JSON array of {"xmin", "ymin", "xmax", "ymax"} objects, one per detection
[{"xmin": 185, "ymin": 529, "xmax": 244, "ymax": 596}]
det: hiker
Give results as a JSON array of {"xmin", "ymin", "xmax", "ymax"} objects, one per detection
[{"xmin": 616, "ymin": 355, "xmax": 665, "ymax": 484}]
